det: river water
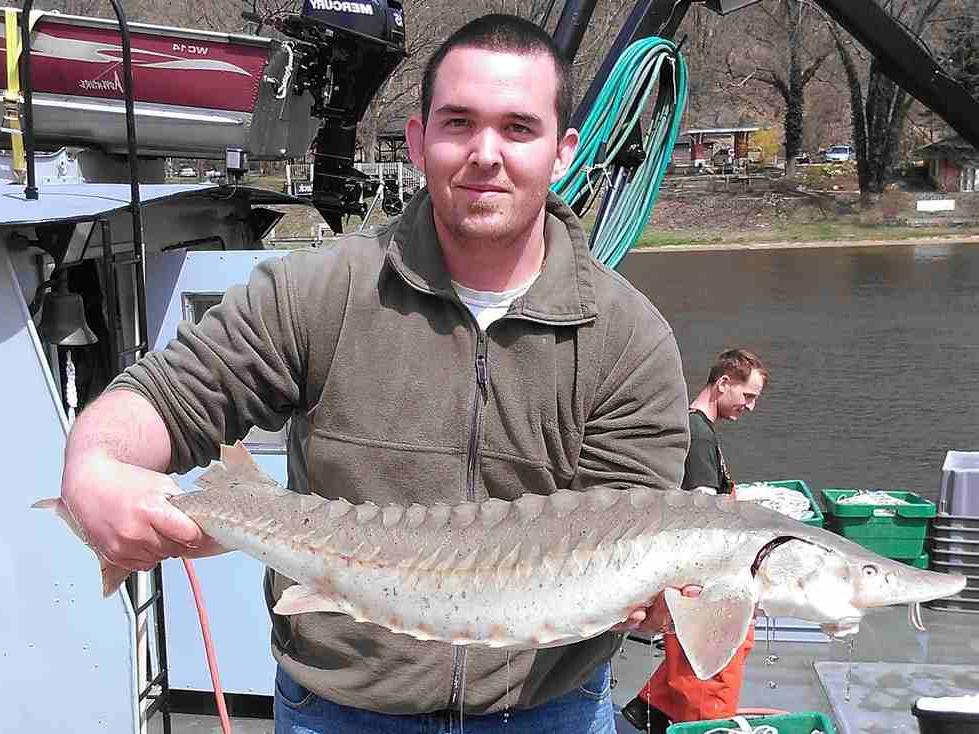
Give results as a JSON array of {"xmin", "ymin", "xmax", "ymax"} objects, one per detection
[{"xmin": 619, "ymin": 242, "xmax": 979, "ymax": 503}]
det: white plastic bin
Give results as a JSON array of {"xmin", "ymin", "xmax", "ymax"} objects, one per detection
[{"xmin": 939, "ymin": 451, "xmax": 979, "ymax": 518}]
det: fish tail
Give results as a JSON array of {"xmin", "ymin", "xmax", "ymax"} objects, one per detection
[{"xmin": 32, "ymin": 497, "xmax": 130, "ymax": 597}]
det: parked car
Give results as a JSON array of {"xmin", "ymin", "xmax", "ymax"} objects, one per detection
[
  {"xmin": 822, "ymin": 144, "xmax": 854, "ymax": 162},
  {"xmin": 177, "ymin": 166, "xmax": 196, "ymax": 177},
  {"xmin": 204, "ymin": 169, "xmax": 221, "ymax": 179}
]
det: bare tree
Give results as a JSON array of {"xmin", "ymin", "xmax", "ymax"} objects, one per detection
[
  {"xmin": 725, "ymin": 0, "xmax": 831, "ymax": 176},
  {"xmin": 355, "ymin": 0, "xmax": 494, "ymax": 162},
  {"xmin": 943, "ymin": 2, "xmax": 979, "ymax": 97},
  {"xmin": 827, "ymin": 0, "xmax": 948, "ymax": 198},
  {"xmin": 37, "ymin": 0, "xmax": 274, "ymax": 31},
  {"xmin": 355, "ymin": 0, "xmax": 635, "ymax": 160}
]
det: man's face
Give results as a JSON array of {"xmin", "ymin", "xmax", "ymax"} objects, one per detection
[
  {"xmin": 406, "ymin": 47, "xmax": 577, "ymax": 247},
  {"xmin": 716, "ymin": 369, "xmax": 765, "ymax": 422}
]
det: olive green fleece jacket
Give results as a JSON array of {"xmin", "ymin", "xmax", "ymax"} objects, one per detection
[{"xmin": 111, "ymin": 189, "xmax": 690, "ymax": 716}]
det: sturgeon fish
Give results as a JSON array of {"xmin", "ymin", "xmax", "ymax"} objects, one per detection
[{"xmin": 37, "ymin": 442, "xmax": 966, "ymax": 680}]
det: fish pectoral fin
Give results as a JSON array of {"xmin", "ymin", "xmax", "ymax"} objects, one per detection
[
  {"xmin": 664, "ymin": 580, "xmax": 757, "ymax": 681},
  {"xmin": 273, "ymin": 584, "xmax": 345, "ymax": 616},
  {"xmin": 101, "ymin": 560, "xmax": 131, "ymax": 598}
]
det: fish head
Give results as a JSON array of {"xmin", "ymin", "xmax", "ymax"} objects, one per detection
[
  {"xmin": 755, "ymin": 537, "xmax": 863, "ymax": 631},
  {"xmin": 754, "ymin": 535, "xmax": 967, "ymax": 636},
  {"xmin": 848, "ymin": 553, "xmax": 967, "ymax": 611}
]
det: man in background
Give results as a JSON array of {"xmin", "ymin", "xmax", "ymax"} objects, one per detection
[{"xmin": 622, "ymin": 349, "xmax": 768, "ymax": 732}]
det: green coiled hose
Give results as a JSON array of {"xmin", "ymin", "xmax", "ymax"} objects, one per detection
[{"xmin": 552, "ymin": 36, "xmax": 688, "ymax": 270}]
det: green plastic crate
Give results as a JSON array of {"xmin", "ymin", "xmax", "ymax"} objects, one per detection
[
  {"xmin": 667, "ymin": 711, "xmax": 837, "ymax": 734},
  {"xmin": 821, "ymin": 489, "xmax": 936, "ymax": 559},
  {"xmin": 762, "ymin": 480, "xmax": 825, "ymax": 528}
]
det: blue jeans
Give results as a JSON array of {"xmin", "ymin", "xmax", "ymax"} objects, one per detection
[{"xmin": 274, "ymin": 661, "xmax": 616, "ymax": 734}]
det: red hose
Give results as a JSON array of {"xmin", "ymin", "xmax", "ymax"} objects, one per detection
[{"xmin": 182, "ymin": 558, "xmax": 232, "ymax": 734}]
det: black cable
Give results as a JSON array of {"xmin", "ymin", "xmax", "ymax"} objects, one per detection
[{"xmin": 538, "ymin": 0, "xmax": 559, "ymax": 28}]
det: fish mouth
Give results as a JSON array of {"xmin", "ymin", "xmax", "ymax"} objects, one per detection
[{"xmin": 930, "ymin": 572, "xmax": 967, "ymax": 599}]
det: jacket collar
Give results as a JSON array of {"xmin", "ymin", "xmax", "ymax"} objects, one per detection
[{"xmin": 386, "ymin": 188, "xmax": 598, "ymax": 325}]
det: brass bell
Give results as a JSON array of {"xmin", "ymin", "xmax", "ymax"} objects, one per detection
[{"xmin": 38, "ymin": 275, "xmax": 98, "ymax": 346}]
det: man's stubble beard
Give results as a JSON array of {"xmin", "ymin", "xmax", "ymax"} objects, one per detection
[
  {"xmin": 448, "ymin": 185, "xmax": 549, "ymax": 247},
  {"xmin": 450, "ymin": 199, "xmax": 512, "ymax": 246}
]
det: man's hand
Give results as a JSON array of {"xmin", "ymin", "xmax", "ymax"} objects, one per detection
[
  {"xmin": 60, "ymin": 390, "xmax": 224, "ymax": 572},
  {"xmin": 61, "ymin": 451, "xmax": 224, "ymax": 571},
  {"xmin": 613, "ymin": 585, "xmax": 703, "ymax": 634}
]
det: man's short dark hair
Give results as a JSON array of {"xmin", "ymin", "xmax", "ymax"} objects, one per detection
[
  {"xmin": 707, "ymin": 349, "xmax": 768, "ymax": 386},
  {"xmin": 420, "ymin": 14, "xmax": 573, "ymax": 134}
]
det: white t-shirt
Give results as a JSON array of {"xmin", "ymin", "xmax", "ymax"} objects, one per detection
[{"xmin": 451, "ymin": 274, "xmax": 540, "ymax": 331}]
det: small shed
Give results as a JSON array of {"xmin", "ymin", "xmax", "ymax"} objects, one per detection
[
  {"xmin": 673, "ymin": 125, "xmax": 761, "ymax": 168},
  {"xmin": 372, "ymin": 115, "xmax": 411, "ymax": 163},
  {"xmin": 913, "ymin": 135, "xmax": 979, "ymax": 192}
]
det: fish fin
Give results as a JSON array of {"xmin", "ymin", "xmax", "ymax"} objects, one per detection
[
  {"xmin": 220, "ymin": 441, "xmax": 262, "ymax": 475},
  {"xmin": 33, "ymin": 498, "xmax": 130, "ymax": 597},
  {"xmin": 33, "ymin": 497, "xmax": 89, "ymax": 542},
  {"xmin": 273, "ymin": 584, "xmax": 345, "ymax": 616},
  {"xmin": 195, "ymin": 442, "xmax": 283, "ymax": 494},
  {"xmin": 101, "ymin": 560, "xmax": 132, "ymax": 598},
  {"xmin": 665, "ymin": 580, "xmax": 757, "ymax": 681},
  {"xmin": 32, "ymin": 497, "xmax": 62, "ymax": 510}
]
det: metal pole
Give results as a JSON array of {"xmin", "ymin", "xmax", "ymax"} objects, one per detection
[
  {"xmin": 551, "ymin": 0, "xmax": 599, "ymax": 62},
  {"xmin": 588, "ymin": 165, "xmax": 627, "ymax": 251},
  {"xmin": 105, "ymin": 0, "xmax": 145, "ymax": 296},
  {"xmin": 100, "ymin": 220, "xmax": 119, "ymax": 371},
  {"xmin": 569, "ymin": 0, "xmax": 691, "ymax": 129},
  {"xmin": 152, "ymin": 564, "xmax": 172, "ymax": 734}
]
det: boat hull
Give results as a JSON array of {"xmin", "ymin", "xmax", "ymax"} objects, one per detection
[{"xmin": 0, "ymin": 11, "xmax": 317, "ymax": 159}]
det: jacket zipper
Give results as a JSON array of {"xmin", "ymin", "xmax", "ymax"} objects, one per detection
[
  {"xmin": 448, "ymin": 330, "xmax": 489, "ymax": 712},
  {"xmin": 467, "ymin": 336, "xmax": 489, "ymax": 502}
]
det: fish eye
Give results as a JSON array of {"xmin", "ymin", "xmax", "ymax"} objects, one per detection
[{"xmin": 862, "ymin": 565, "xmax": 879, "ymax": 577}]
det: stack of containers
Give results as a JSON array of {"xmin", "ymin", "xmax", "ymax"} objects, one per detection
[
  {"xmin": 927, "ymin": 451, "xmax": 979, "ymax": 614},
  {"xmin": 820, "ymin": 488, "xmax": 935, "ymax": 568}
]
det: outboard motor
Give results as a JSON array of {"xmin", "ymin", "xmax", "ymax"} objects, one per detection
[{"xmin": 278, "ymin": 1, "xmax": 406, "ymax": 232}]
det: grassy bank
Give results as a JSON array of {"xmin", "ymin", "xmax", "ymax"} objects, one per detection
[
  {"xmin": 245, "ymin": 173, "xmax": 979, "ymax": 248},
  {"xmin": 633, "ymin": 222, "xmax": 979, "ymax": 248},
  {"xmin": 266, "ymin": 206, "xmax": 979, "ymax": 248}
]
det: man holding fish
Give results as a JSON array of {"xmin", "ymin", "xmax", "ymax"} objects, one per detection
[{"xmin": 58, "ymin": 13, "xmax": 693, "ymax": 734}]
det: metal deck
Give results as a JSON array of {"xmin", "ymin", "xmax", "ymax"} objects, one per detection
[{"xmin": 611, "ymin": 605, "xmax": 979, "ymax": 732}]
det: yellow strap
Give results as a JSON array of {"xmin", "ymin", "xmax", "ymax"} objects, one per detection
[
  {"xmin": 4, "ymin": 8, "xmax": 43, "ymax": 100},
  {"xmin": 4, "ymin": 8, "xmax": 21, "ymax": 103},
  {"xmin": 4, "ymin": 8, "xmax": 44, "ymax": 176}
]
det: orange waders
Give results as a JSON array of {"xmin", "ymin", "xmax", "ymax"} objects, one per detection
[{"xmin": 637, "ymin": 625, "xmax": 755, "ymax": 723}]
